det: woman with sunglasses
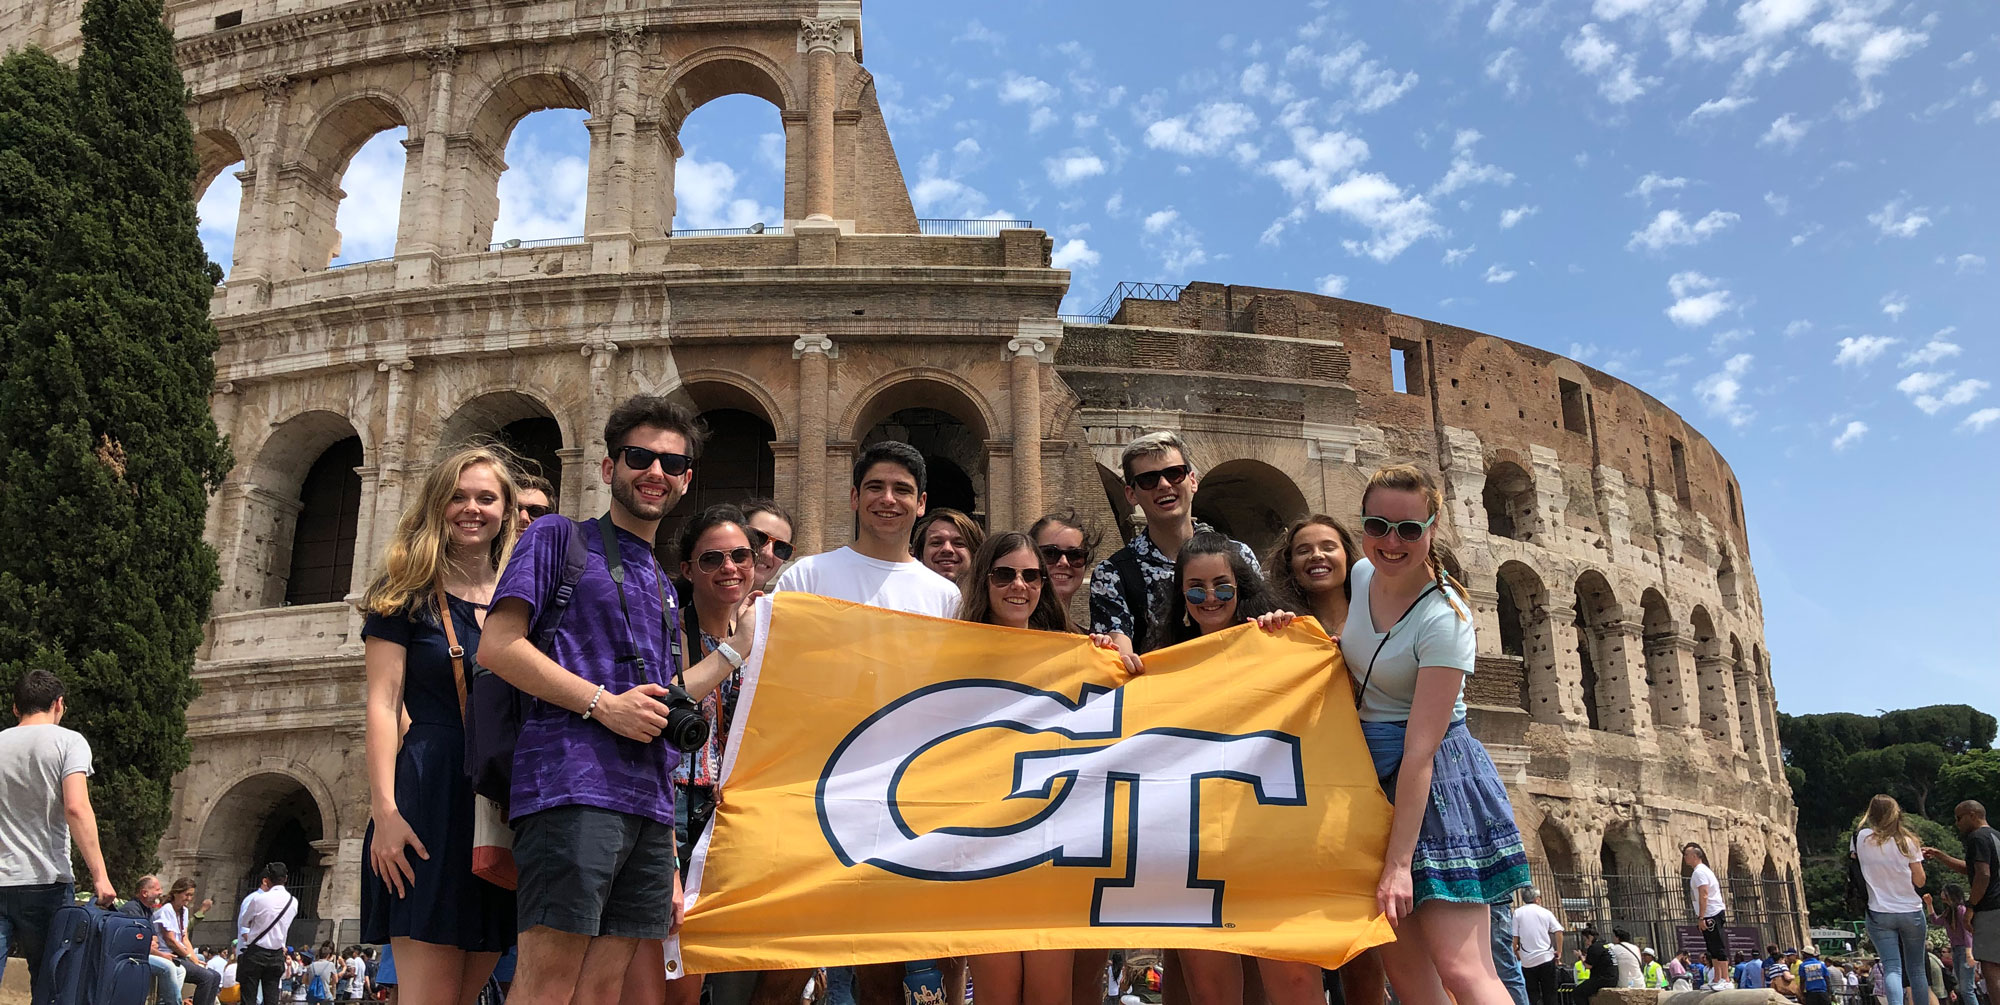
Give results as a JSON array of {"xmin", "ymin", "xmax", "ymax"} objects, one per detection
[
  {"xmin": 1343, "ymin": 464, "xmax": 1528, "ymax": 1005},
  {"xmin": 621, "ymin": 504, "xmax": 763, "ymax": 1005},
  {"xmin": 741, "ymin": 498, "xmax": 796, "ymax": 592},
  {"xmin": 1148, "ymin": 533, "xmax": 1320, "ymax": 1005},
  {"xmin": 1029, "ymin": 509, "xmax": 1096, "ymax": 609},
  {"xmin": 956, "ymin": 531, "xmax": 1123, "ymax": 1005}
]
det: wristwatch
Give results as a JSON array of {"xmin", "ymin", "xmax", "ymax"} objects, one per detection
[{"xmin": 714, "ymin": 642, "xmax": 746, "ymax": 669}]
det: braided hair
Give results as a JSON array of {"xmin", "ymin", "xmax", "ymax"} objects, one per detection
[{"xmin": 1360, "ymin": 464, "xmax": 1469, "ymax": 622}]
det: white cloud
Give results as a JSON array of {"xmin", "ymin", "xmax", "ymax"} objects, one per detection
[
  {"xmin": 1832, "ymin": 335, "xmax": 1900, "ymax": 366},
  {"xmin": 1689, "ymin": 94, "xmax": 1756, "ymax": 120},
  {"xmin": 1868, "ymin": 199, "xmax": 1932, "ymax": 237},
  {"xmin": 1831, "ymin": 419, "xmax": 1867, "ymax": 450},
  {"xmin": 1485, "ymin": 48, "xmax": 1525, "ymax": 97},
  {"xmin": 1140, "ymin": 207, "xmax": 1207, "ymax": 273},
  {"xmin": 1808, "ymin": 6, "xmax": 1929, "ymax": 114},
  {"xmin": 1627, "ymin": 209, "xmax": 1741, "ymax": 250},
  {"xmin": 496, "ymin": 134, "xmax": 589, "ymax": 241},
  {"xmin": 1759, "ymin": 113, "xmax": 1809, "ymax": 149},
  {"xmin": 998, "ymin": 73, "xmax": 1058, "ymax": 105},
  {"xmin": 953, "ymin": 20, "xmax": 1005, "ymax": 51},
  {"xmin": 1664, "ymin": 271, "xmax": 1736, "ymax": 327},
  {"xmin": 1050, "ymin": 238, "xmax": 1100, "ymax": 271},
  {"xmin": 329, "ymin": 129, "xmax": 408, "ymax": 263},
  {"xmin": 1443, "ymin": 245, "xmax": 1475, "ymax": 265},
  {"xmin": 1315, "ymin": 273, "xmax": 1349, "ymax": 296},
  {"xmin": 1962, "ymin": 408, "xmax": 2000, "ymax": 432},
  {"xmin": 1264, "ymin": 128, "xmax": 1371, "ymax": 198},
  {"xmin": 1432, "ymin": 129, "xmax": 1515, "ymax": 195},
  {"xmin": 1879, "ymin": 292, "xmax": 1908, "ymax": 320},
  {"xmin": 1314, "ymin": 42, "xmax": 1420, "ymax": 112},
  {"xmin": 1900, "ymin": 335, "xmax": 1961, "ymax": 367},
  {"xmin": 1630, "ymin": 172, "xmax": 1688, "ymax": 203},
  {"xmin": 1981, "ymin": 100, "xmax": 2000, "ymax": 123},
  {"xmin": 908, "ymin": 151, "xmax": 993, "ymax": 218},
  {"xmin": 1044, "ymin": 150, "xmax": 1107, "ymax": 186},
  {"xmin": 1901, "ymin": 375, "xmax": 1989, "ymax": 414},
  {"xmin": 1027, "ymin": 107, "xmax": 1059, "ymax": 133},
  {"xmin": 1484, "ymin": 263, "xmax": 1517, "ymax": 284},
  {"xmin": 1763, "ymin": 191, "xmax": 1790, "ymax": 215},
  {"xmin": 1324, "ymin": 173, "xmax": 1444, "ymax": 262},
  {"xmin": 1953, "ymin": 253, "xmax": 1986, "ymax": 274},
  {"xmin": 1499, "ymin": 204, "xmax": 1539, "ymax": 228},
  {"xmin": 1897, "ymin": 370, "xmax": 1949, "ymax": 396},
  {"xmin": 1564, "ymin": 23, "xmax": 1659, "ymax": 103},
  {"xmin": 1143, "ymin": 208, "xmax": 1179, "ymax": 233},
  {"xmin": 1144, "ymin": 102, "xmax": 1260, "ymax": 156},
  {"xmin": 1694, "ymin": 353, "xmax": 1756, "ymax": 426},
  {"xmin": 1739, "ymin": 0, "xmax": 1822, "ymax": 38}
]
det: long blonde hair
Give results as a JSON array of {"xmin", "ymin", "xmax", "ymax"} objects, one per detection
[
  {"xmin": 1361, "ymin": 463, "xmax": 1469, "ymax": 620},
  {"xmin": 1861, "ymin": 793, "xmax": 1914, "ymax": 854},
  {"xmin": 361, "ymin": 445, "xmax": 522, "ymax": 617}
]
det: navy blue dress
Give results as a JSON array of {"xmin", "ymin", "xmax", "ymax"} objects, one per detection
[{"xmin": 359, "ymin": 595, "xmax": 515, "ymax": 951}]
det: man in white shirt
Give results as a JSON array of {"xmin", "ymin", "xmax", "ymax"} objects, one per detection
[
  {"xmin": 1607, "ymin": 927, "xmax": 1645, "ymax": 988},
  {"xmin": 234, "ymin": 862, "xmax": 299, "ymax": 1005},
  {"xmin": 1512, "ymin": 888, "xmax": 1564, "ymax": 1005},
  {"xmin": 765, "ymin": 441, "xmax": 959, "ymax": 1005},
  {"xmin": 1683, "ymin": 842, "xmax": 1729, "ymax": 967}
]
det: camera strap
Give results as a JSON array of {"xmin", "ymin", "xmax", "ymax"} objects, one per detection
[{"xmin": 595, "ymin": 513, "xmax": 685, "ymax": 686}]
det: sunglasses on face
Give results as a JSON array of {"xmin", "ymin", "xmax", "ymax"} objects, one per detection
[
  {"xmin": 1361, "ymin": 513, "xmax": 1437, "ymax": 542},
  {"xmin": 695, "ymin": 547, "xmax": 756, "ymax": 574},
  {"xmin": 613, "ymin": 445, "xmax": 694, "ymax": 476},
  {"xmin": 988, "ymin": 566, "xmax": 1044, "ymax": 586},
  {"xmin": 1127, "ymin": 464, "xmax": 1193, "ymax": 491},
  {"xmin": 521, "ymin": 504, "xmax": 551, "ymax": 520},
  {"xmin": 1038, "ymin": 545, "xmax": 1090, "ymax": 567},
  {"xmin": 1184, "ymin": 584, "xmax": 1236, "ymax": 605},
  {"xmin": 746, "ymin": 528, "xmax": 795, "ymax": 562}
]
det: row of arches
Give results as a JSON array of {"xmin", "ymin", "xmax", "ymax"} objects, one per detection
[{"xmin": 1536, "ymin": 818, "xmax": 1804, "ymax": 952}]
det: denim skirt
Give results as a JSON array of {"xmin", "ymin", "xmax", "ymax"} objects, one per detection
[{"xmin": 1361, "ymin": 718, "xmax": 1532, "ymax": 906}]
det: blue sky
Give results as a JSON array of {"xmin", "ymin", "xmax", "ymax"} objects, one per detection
[{"xmin": 195, "ymin": 0, "xmax": 1999, "ymax": 718}]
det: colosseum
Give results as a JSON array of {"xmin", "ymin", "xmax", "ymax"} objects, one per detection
[{"xmin": 6, "ymin": 0, "xmax": 1804, "ymax": 954}]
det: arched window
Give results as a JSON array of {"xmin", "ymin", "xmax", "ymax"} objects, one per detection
[
  {"xmin": 1191, "ymin": 459, "xmax": 1312, "ymax": 560},
  {"xmin": 199, "ymin": 773, "xmax": 327, "ymax": 922},
  {"xmin": 664, "ymin": 53, "xmax": 790, "ymax": 233},
  {"xmin": 284, "ymin": 437, "xmax": 363, "ymax": 606},
  {"xmin": 326, "ymin": 129, "xmax": 408, "ymax": 268},
  {"xmin": 862, "ymin": 406, "xmax": 986, "ymax": 523},
  {"xmin": 1717, "ymin": 547, "xmax": 1740, "ymax": 611},
  {"xmin": 194, "ymin": 129, "xmax": 247, "ymax": 280},
  {"xmin": 1482, "ymin": 460, "xmax": 1536, "ymax": 540},
  {"xmin": 491, "ymin": 108, "xmax": 591, "ymax": 248},
  {"xmin": 497, "ymin": 417, "xmax": 564, "ymax": 501},
  {"xmin": 1640, "ymin": 589, "xmax": 1685, "ymax": 727},
  {"xmin": 1691, "ymin": 607, "xmax": 1729, "ymax": 742},
  {"xmin": 661, "ymin": 408, "xmax": 776, "ymax": 558},
  {"xmin": 1496, "ymin": 561, "xmax": 1555, "ymax": 720}
]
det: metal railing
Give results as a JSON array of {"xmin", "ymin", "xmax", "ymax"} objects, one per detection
[
  {"xmin": 917, "ymin": 218, "xmax": 1031, "ymax": 236},
  {"xmin": 1528, "ymin": 867, "xmax": 1806, "ymax": 958},
  {"xmin": 1081, "ymin": 281, "xmax": 1187, "ymax": 323},
  {"xmin": 670, "ymin": 224, "xmax": 782, "ymax": 237},
  {"xmin": 487, "ymin": 235, "xmax": 585, "ymax": 251},
  {"xmin": 325, "ymin": 256, "xmax": 393, "ymax": 270}
]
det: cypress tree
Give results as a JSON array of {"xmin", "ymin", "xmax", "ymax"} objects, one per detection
[{"xmin": 0, "ymin": 0, "xmax": 231, "ymax": 883}]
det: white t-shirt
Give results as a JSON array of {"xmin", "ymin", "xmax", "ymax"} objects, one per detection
[
  {"xmin": 1608, "ymin": 942, "xmax": 1644, "ymax": 987},
  {"xmin": 1338, "ymin": 559, "xmax": 1476, "ymax": 723},
  {"xmin": 1514, "ymin": 901, "xmax": 1563, "ymax": 967},
  {"xmin": 152, "ymin": 903, "xmax": 189, "ymax": 950},
  {"xmin": 772, "ymin": 546, "xmax": 960, "ymax": 618},
  {"xmin": 221, "ymin": 962, "xmax": 238, "ymax": 988},
  {"xmin": 1856, "ymin": 827, "xmax": 1925, "ymax": 913},
  {"xmin": 1688, "ymin": 862, "xmax": 1725, "ymax": 917}
]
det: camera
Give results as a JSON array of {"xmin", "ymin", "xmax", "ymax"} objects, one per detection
[{"xmin": 655, "ymin": 682, "xmax": 710, "ymax": 752}]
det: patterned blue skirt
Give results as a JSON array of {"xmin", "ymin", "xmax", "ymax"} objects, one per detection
[{"xmin": 1360, "ymin": 718, "xmax": 1532, "ymax": 906}]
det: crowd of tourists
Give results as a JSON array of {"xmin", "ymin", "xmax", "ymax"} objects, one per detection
[{"xmin": 2, "ymin": 391, "xmax": 1993, "ymax": 1005}]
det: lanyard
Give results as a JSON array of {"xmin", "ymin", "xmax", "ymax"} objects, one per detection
[
  {"xmin": 594, "ymin": 514, "xmax": 685, "ymax": 684},
  {"xmin": 1354, "ymin": 582, "xmax": 1441, "ymax": 709}
]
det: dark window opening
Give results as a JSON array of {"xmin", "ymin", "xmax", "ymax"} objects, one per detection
[
  {"xmin": 1559, "ymin": 379, "xmax": 1587, "ymax": 434},
  {"xmin": 1389, "ymin": 338, "xmax": 1423, "ymax": 395},
  {"xmin": 285, "ymin": 437, "xmax": 363, "ymax": 606},
  {"xmin": 1497, "ymin": 582, "xmax": 1525, "ymax": 657},
  {"xmin": 498, "ymin": 417, "xmax": 564, "ymax": 502},
  {"xmin": 214, "ymin": 10, "xmax": 242, "ymax": 28},
  {"xmin": 1575, "ymin": 605, "xmax": 1601, "ymax": 731},
  {"xmin": 661, "ymin": 408, "xmax": 776, "ymax": 562},
  {"xmin": 1669, "ymin": 437, "xmax": 1692, "ymax": 505},
  {"xmin": 1728, "ymin": 480, "xmax": 1742, "ymax": 529}
]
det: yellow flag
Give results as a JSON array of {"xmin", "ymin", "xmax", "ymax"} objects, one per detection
[{"xmin": 672, "ymin": 593, "xmax": 1394, "ymax": 973}]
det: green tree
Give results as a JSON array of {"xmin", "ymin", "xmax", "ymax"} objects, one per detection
[
  {"xmin": 0, "ymin": 0, "xmax": 229, "ymax": 883},
  {"xmin": 1847, "ymin": 743, "xmax": 1948, "ymax": 817},
  {"xmin": 1881, "ymin": 705, "xmax": 1998, "ymax": 755},
  {"xmin": 1933, "ymin": 750, "xmax": 2000, "ymax": 823}
]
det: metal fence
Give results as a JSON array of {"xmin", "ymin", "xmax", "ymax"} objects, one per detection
[
  {"xmin": 1528, "ymin": 866, "xmax": 1806, "ymax": 958},
  {"xmin": 487, "ymin": 235, "xmax": 585, "ymax": 251},
  {"xmin": 916, "ymin": 217, "xmax": 1031, "ymax": 236},
  {"xmin": 670, "ymin": 224, "xmax": 781, "ymax": 237},
  {"xmin": 1081, "ymin": 280, "xmax": 1187, "ymax": 323}
]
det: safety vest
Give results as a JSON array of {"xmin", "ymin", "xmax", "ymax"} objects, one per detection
[
  {"xmin": 1575, "ymin": 960, "xmax": 1590, "ymax": 981},
  {"xmin": 1644, "ymin": 961, "xmax": 1666, "ymax": 988}
]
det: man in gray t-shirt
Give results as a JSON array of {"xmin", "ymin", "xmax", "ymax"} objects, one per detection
[
  {"xmin": 0, "ymin": 669, "xmax": 114, "ymax": 989},
  {"xmin": 306, "ymin": 955, "xmax": 338, "ymax": 1003}
]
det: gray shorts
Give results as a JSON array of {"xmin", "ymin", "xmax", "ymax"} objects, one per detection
[
  {"xmin": 1976, "ymin": 910, "xmax": 2000, "ymax": 964},
  {"xmin": 515, "ymin": 803, "xmax": 678, "ymax": 940}
]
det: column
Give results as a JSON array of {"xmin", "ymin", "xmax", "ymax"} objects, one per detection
[
  {"xmin": 365, "ymin": 359, "xmax": 416, "ymax": 586},
  {"xmin": 1006, "ymin": 336, "xmax": 1046, "ymax": 529},
  {"xmin": 799, "ymin": 18, "xmax": 842, "ymax": 221},
  {"xmin": 226, "ymin": 75, "xmax": 291, "ymax": 310},
  {"xmin": 397, "ymin": 46, "xmax": 457, "ymax": 286},
  {"xmin": 793, "ymin": 335, "xmax": 834, "ymax": 553},
  {"xmin": 202, "ymin": 383, "xmax": 241, "ymax": 623},
  {"xmin": 1543, "ymin": 603, "xmax": 1587, "ymax": 727},
  {"xmin": 1760, "ymin": 676, "xmax": 1784, "ymax": 780},
  {"xmin": 589, "ymin": 25, "xmax": 644, "ymax": 262},
  {"xmin": 581, "ymin": 341, "xmax": 621, "ymax": 518},
  {"xmin": 1735, "ymin": 663, "xmax": 1768, "ymax": 778},
  {"xmin": 1647, "ymin": 631, "xmax": 1699, "ymax": 729},
  {"xmin": 1593, "ymin": 619, "xmax": 1653, "ymax": 739},
  {"xmin": 1697, "ymin": 652, "xmax": 1742, "ymax": 750}
]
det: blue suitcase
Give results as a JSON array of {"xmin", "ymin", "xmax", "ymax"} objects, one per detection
[{"xmin": 39, "ymin": 903, "xmax": 152, "ymax": 1005}]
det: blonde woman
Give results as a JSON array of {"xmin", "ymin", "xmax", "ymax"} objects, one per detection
[
  {"xmin": 1854, "ymin": 794, "xmax": 1929, "ymax": 1005},
  {"xmin": 358, "ymin": 445, "xmax": 522, "ymax": 1005}
]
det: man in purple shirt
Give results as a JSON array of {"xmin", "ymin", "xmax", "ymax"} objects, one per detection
[{"xmin": 481, "ymin": 396, "xmax": 757, "ymax": 1005}]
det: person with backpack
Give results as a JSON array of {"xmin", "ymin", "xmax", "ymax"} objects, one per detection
[
  {"xmin": 358, "ymin": 445, "xmax": 523, "ymax": 1005},
  {"xmin": 0, "ymin": 668, "xmax": 114, "ymax": 992},
  {"xmin": 480, "ymin": 397, "xmax": 758, "ymax": 1005},
  {"xmin": 1088, "ymin": 431, "xmax": 1254, "ymax": 668},
  {"xmin": 307, "ymin": 951, "xmax": 338, "ymax": 1004}
]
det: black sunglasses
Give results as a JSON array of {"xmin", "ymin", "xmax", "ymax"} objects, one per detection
[
  {"xmin": 694, "ymin": 547, "xmax": 755, "ymax": 573},
  {"xmin": 988, "ymin": 566, "xmax": 1044, "ymax": 586},
  {"xmin": 1127, "ymin": 464, "xmax": 1192, "ymax": 491},
  {"xmin": 747, "ymin": 527, "xmax": 794, "ymax": 562},
  {"xmin": 1038, "ymin": 545, "xmax": 1090, "ymax": 567},
  {"xmin": 614, "ymin": 446, "xmax": 694, "ymax": 476},
  {"xmin": 521, "ymin": 504, "xmax": 551, "ymax": 520}
]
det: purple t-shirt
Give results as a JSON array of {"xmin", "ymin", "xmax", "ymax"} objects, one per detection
[{"xmin": 493, "ymin": 516, "xmax": 681, "ymax": 827}]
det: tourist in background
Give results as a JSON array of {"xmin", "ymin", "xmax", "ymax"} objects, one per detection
[
  {"xmin": 515, "ymin": 470, "xmax": 555, "ymax": 526},
  {"xmin": 121, "ymin": 875, "xmax": 189, "ymax": 1005},
  {"xmin": 955, "ymin": 531, "xmax": 1118, "ymax": 1005},
  {"xmin": 357, "ymin": 445, "xmax": 522, "ymax": 1005},
  {"xmin": 1684, "ymin": 843, "xmax": 1729, "ymax": 966},
  {"xmin": 1029, "ymin": 508, "xmax": 1096, "ymax": 610},
  {"xmin": 1511, "ymin": 889, "xmax": 1564, "ymax": 1005},
  {"xmin": 1927, "ymin": 885, "xmax": 1979, "ymax": 1005},
  {"xmin": 1572, "ymin": 929, "xmax": 1617, "ymax": 1002},
  {"xmin": 1854, "ymin": 794, "xmax": 1931, "ymax": 1005},
  {"xmin": 741, "ymin": 498, "xmax": 797, "ymax": 592},
  {"xmin": 914, "ymin": 507, "xmax": 984, "ymax": 584},
  {"xmin": 1925, "ymin": 801, "xmax": 2000, "ymax": 1001},
  {"xmin": 157, "ymin": 876, "xmax": 223, "ymax": 1005},
  {"xmin": 1342, "ymin": 464, "xmax": 1528, "ymax": 1005}
]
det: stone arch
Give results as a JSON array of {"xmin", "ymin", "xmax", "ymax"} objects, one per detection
[
  {"xmin": 193, "ymin": 127, "xmax": 249, "ymax": 199},
  {"xmin": 290, "ymin": 91, "xmax": 415, "ymax": 272},
  {"xmin": 843, "ymin": 369, "xmax": 997, "ymax": 443},
  {"xmin": 660, "ymin": 376, "xmax": 785, "ymax": 551},
  {"xmin": 1728, "ymin": 840, "xmax": 1761, "ymax": 925},
  {"xmin": 1536, "ymin": 815, "xmax": 1582, "ymax": 923},
  {"xmin": 669, "ymin": 369, "xmax": 793, "ymax": 441},
  {"xmin": 298, "ymin": 91, "xmax": 415, "ymax": 181},
  {"xmin": 436, "ymin": 389, "xmax": 569, "ymax": 508},
  {"xmin": 1191, "ymin": 459, "xmax": 1310, "ymax": 559},
  {"xmin": 237, "ymin": 410, "xmax": 368, "ymax": 610},
  {"xmin": 1571, "ymin": 570, "xmax": 1623, "ymax": 732},
  {"xmin": 658, "ymin": 46, "xmax": 800, "ymax": 128},
  {"xmin": 1690, "ymin": 606, "xmax": 1731, "ymax": 743},
  {"xmin": 1481, "ymin": 458, "xmax": 1537, "ymax": 541},
  {"xmin": 196, "ymin": 768, "xmax": 336, "ymax": 922},
  {"xmin": 1640, "ymin": 588, "xmax": 1690, "ymax": 728},
  {"xmin": 848, "ymin": 371, "xmax": 996, "ymax": 522},
  {"xmin": 1496, "ymin": 561, "xmax": 1561, "ymax": 724},
  {"xmin": 1600, "ymin": 820, "xmax": 1661, "ymax": 935},
  {"xmin": 457, "ymin": 68, "xmax": 598, "ymax": 252}
]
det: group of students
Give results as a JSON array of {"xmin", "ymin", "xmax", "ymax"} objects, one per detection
[{"xmin": 344, "ymin": 396, "xmax": 1534, "ymax": 1005}]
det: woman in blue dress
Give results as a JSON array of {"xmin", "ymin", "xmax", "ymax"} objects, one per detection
[{"xmin": 358, "ymin": 444, "xmax": 523, "ymax": 1005}]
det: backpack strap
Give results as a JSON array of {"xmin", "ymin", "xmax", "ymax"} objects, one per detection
[
  {"xmin": 526, "ymin": 516, "xmax": 592, "ymax": 653},
  {"xmin": 1110, "ymin": 548, "xmax": 1150, "ymax": 646}
]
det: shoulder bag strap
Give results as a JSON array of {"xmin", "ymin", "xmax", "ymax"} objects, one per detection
[
  {"xmin": 1111, "ymin": 548, "xmax": 1149, "ymax": 641},
  {"xmin": 438, "ymin": 581, "xmax": 469, "ymax": 718},
  {"xmin": 250, "ymin": 893, "xmax": 294, "ymax": 946}
]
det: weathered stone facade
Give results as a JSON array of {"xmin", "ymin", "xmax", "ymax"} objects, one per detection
[{"xmin": 6, "ymin": 0, "xmax": 1802, "ymax": 946}]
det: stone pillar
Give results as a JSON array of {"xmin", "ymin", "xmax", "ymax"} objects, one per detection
[
  {"xmin": 396, "ymin": 45, "xmax": 457, "ymax": 287},
  {"xmin": 1647, "ymin": 632, "xmax": 1699, "ymax": 729},
  {"xmin": 226, "ymin": 74, "xmax": 291, "ymax": 311},
  {"xmin": 364, "ymin": 359, "xmax": 416, "ymax": 586},
  {"xmin": 1698, "ymin": 653, "xmax": 1742, "ymax": 751},
  {"xmin": 1542, "ymin": 603, "xmax": 1588, "ymax": 727},
  {"xmin": 799, "ymin": 18, "xmax": 842, "ymax": 221},
  {"xmin": 1761, "ymin": 676, "xmax": 1784, "ymax": 781},
  {"xmin": 1735, "ymin": 663, "xmax": 1768, "ymax": 778},
  {"xmin": 202, "ymin": 383, "xmax": 242, "ymax": 622},
  {"xmin": 554, "ymin": 446, "xmax": 587, "ymax": 519},
  {"xmin": 793, "ymin": 335, "xmax": 834, "ymax": 553},
  {"xmin": 588, "ymin": 25, "xmax": 644, "ymax": 272},
  {"xmin": 1006, "ymin": 335, "xmax": 1048, "ymax": 529},
  {"xmin": 348, "ymin": 465, "xmax": 380, "ymax": 603},
  {"xmin": 581, "ymin": 341, "xmax": 621, "ymax": 518},
  {"xmin": 1593, "ymin": 619, "xmax": 1652, "ymax": 739}
]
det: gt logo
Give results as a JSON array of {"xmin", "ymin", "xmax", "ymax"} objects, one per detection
[{"xmin": 815, "ymin": 680, "xmax": 1304, "ymax": 927}]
